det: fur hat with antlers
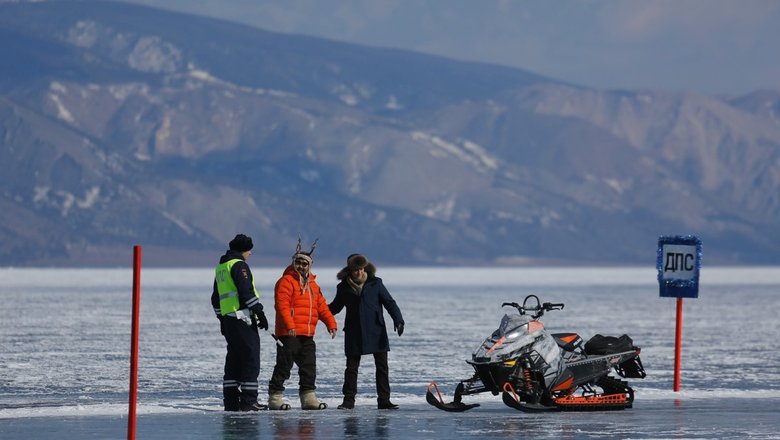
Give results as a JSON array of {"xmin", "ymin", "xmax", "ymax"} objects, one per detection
[{"xmin": 292, "ymin": 237, "xmax": 318, "ymax": 265}]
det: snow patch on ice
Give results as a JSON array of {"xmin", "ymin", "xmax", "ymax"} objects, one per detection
[
  {"xmin": 0, "ymin": 389, "xmax": 774, "ymax": 420},
  {"xmin": 0, "ymin": 403, "xmax": 198, "ymax": 419}
]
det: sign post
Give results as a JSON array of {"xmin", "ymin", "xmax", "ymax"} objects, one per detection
[
  {"xmin": 128, "ymin": 245, "xmax": 142, "ymax": 440},
  {"xmin": 657, "ymin": 235, "xmax": 701, "ymax": 392}
]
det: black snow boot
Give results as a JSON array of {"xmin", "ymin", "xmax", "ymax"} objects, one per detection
[
  {"xmin": 223, "ymin": 398, "xmax": 240, "ymax": 412},
  {"xmin": 240, "ymin": 400, "xmax": 268, "ymax": 411},
  {"xmin": 377, "ymin": 400, "xmax": 399, "ymax": 410},
  {"xmin": 337, "ymin": 396, "xmax": 355, "ymax": 410},
  {"xmin": 224, "ymin": 385, "xmax": 240, "ymax": 411}
]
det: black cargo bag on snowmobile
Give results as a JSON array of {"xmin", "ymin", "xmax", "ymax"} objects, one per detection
[
  {"xmin": 584, "ymin": 334, "xmax": 646, "ymax": 379},
  {"xmin": 584, "ymin": 334, "xmax": 634, "ymax": 354}
]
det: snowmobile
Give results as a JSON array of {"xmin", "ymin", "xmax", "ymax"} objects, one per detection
[{"xmin": 426, "ymin": 294, "xmax": 646, "ymax": 412}]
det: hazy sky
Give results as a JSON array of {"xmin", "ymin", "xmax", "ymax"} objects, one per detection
[{"xmin": 121, "ymin": 0, "xmax": 780, "ymax": 96}]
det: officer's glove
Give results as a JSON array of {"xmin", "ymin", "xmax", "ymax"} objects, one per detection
[
  {"xmin": 256, "ymin": 310, "xmax": 269, "ymax": 331},
  {"xmin": 217, "ymin": 314, "xmax": 225, "ymax": 335}
]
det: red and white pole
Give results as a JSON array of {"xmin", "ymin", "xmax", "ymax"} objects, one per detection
[
  {"xmin": 673, "ymin": 297, "xmax": 683, "ymax": 392},
  {"xmin": 128, "ymin": 245, "xmax": 142, "ymax": 440}
]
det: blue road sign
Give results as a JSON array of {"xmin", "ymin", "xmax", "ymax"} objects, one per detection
[{"xmin": 657, "ymin": 235, "xmax": 701, "ymax": 298}]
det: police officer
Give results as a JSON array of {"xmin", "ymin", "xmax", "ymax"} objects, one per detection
[{"xmin": 211, "ymin": 234, "xmax": 269, "ymax": 411}]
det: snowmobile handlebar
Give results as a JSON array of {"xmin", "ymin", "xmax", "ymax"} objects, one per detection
[
  {"xmin": 502, "ymin": 295, "xmax": 564, "ymax": 318},
  {"xmin": 545, "ymin": 302, "xmax": 565, "ymax": 310}
]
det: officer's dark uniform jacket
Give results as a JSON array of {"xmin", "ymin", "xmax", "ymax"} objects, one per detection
[
  {"xmin": 211, "ymin": 250, "xmax": 264, "ymax": 321},
  {"xmin": 211, "ymin": 249, "xmax": 265, "ymax": 409}
]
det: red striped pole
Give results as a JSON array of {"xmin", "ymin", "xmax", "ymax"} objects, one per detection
[
  {"xmin": 673, "ymin": 297, "xmax": 683, "ymax": 392},
  {"xmin": 128, "ymin": 245, "xmax": 142, "ymax": 440}
]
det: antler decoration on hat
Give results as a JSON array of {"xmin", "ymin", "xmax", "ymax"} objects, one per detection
[{"xmin": 294, "ymin": 236, "xmax": 318, "ymax": 255}]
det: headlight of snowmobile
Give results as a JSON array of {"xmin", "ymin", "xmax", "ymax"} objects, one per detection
[{"xmin": 504, "ymin": 324, "xmax": 528, "ymax": 340}]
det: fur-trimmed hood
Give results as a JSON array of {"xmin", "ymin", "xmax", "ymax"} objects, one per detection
[{"xmin": 337, "ymin": 259, "xmax": 377, "ymax": 280}]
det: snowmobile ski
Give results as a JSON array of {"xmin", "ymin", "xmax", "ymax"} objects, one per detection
[
  {"xmin": 425, "ymin": 382, "xmax": 480, "ymax": 412},
  {"xmin": 501, "ymin": 383, "xmax": 558, "ymax": 412}
]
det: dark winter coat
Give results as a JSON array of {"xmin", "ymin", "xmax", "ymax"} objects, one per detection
[{"xmin": 328, "ymin": 263, "xmax": 403, "ymax": 356}]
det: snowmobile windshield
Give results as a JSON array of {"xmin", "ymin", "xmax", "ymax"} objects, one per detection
[
  {"xmin": 472, "ymin": 314, "xmax": 546, "ymax": 362},
  {"xmin": 492, "ymin": 314, "xmax": 534, "ymax": 339}
]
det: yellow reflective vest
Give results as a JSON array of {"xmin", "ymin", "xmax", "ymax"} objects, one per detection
[{"xmin": 215, "ymin": 259, "xmax": 260, "ymax": 316}]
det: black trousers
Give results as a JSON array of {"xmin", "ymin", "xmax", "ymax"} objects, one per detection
[
  {"xmin": 342, "ymin": 351, "xmax": 390, "ymax": 403},
  {"xmin": 221, "ymin": 317, "xmax": 260, "ymax": 405},
  {"xmin": 268, "ymin": 336, "xmax": 317, "ymax": 393}
]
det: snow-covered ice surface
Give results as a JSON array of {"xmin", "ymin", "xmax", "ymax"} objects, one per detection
[{"xmin": 1, "ymin": 266, "xmax": 779, "ymax": 439}]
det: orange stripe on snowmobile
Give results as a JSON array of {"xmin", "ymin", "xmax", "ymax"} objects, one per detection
[
  {"xmin": 560, "ymin": 334, "xmax": 578, "ymax": 343},
  {"xmin": 529, "ymin": 321, "xmax": 544, "ymax": 332},
  {"xmin": 551, "ymin": 377, "xmax": 574, "ymax": 392},
  {"xmin": 486, "ymin": 336, "xmax": 506, "ymax": 355}
]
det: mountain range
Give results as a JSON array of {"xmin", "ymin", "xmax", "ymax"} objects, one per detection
[{"xmin": 2, "ymin": 0, "xmax": 779, "ymax": 267}]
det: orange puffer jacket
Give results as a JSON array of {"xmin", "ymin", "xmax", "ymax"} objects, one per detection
[{"xmin": 274, "ymin": 265, "xmax": 337, "ymax": 337}]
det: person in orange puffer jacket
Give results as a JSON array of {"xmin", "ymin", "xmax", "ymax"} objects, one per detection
[{"xmin": 267, "ymin": 242, "xmax": 337, "ymax": 410}]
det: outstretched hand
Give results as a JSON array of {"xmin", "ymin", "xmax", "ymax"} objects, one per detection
[
  {"xmin": 329, "ymin": 328, "xmax": 337, "ymax": 339},
  {"xmin": 394, "ymin": 321, "xmax": 404, "ymax": 337}
]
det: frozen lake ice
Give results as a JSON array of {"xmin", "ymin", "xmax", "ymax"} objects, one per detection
[{"xmin": 1, "ymin": 266, "xmax": 779, "ymax": 439}]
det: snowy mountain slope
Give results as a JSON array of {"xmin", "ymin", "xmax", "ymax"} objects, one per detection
[{"xmin": 1, "ymin": 1, "xmax": 779, "ymax": 266}]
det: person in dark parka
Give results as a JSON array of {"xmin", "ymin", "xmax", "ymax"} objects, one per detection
[{"xmin": 328, "ymin": 254, "xmax": 404, "ymax": 410}]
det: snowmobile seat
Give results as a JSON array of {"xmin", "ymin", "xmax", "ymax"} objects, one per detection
[
  {"xmin": 551, "ymin": 333, "xmax": 583, "ymax": 352},
  {"xmin": 584, "ymin": 334, "xmax": 635, "ymax": 355}
]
